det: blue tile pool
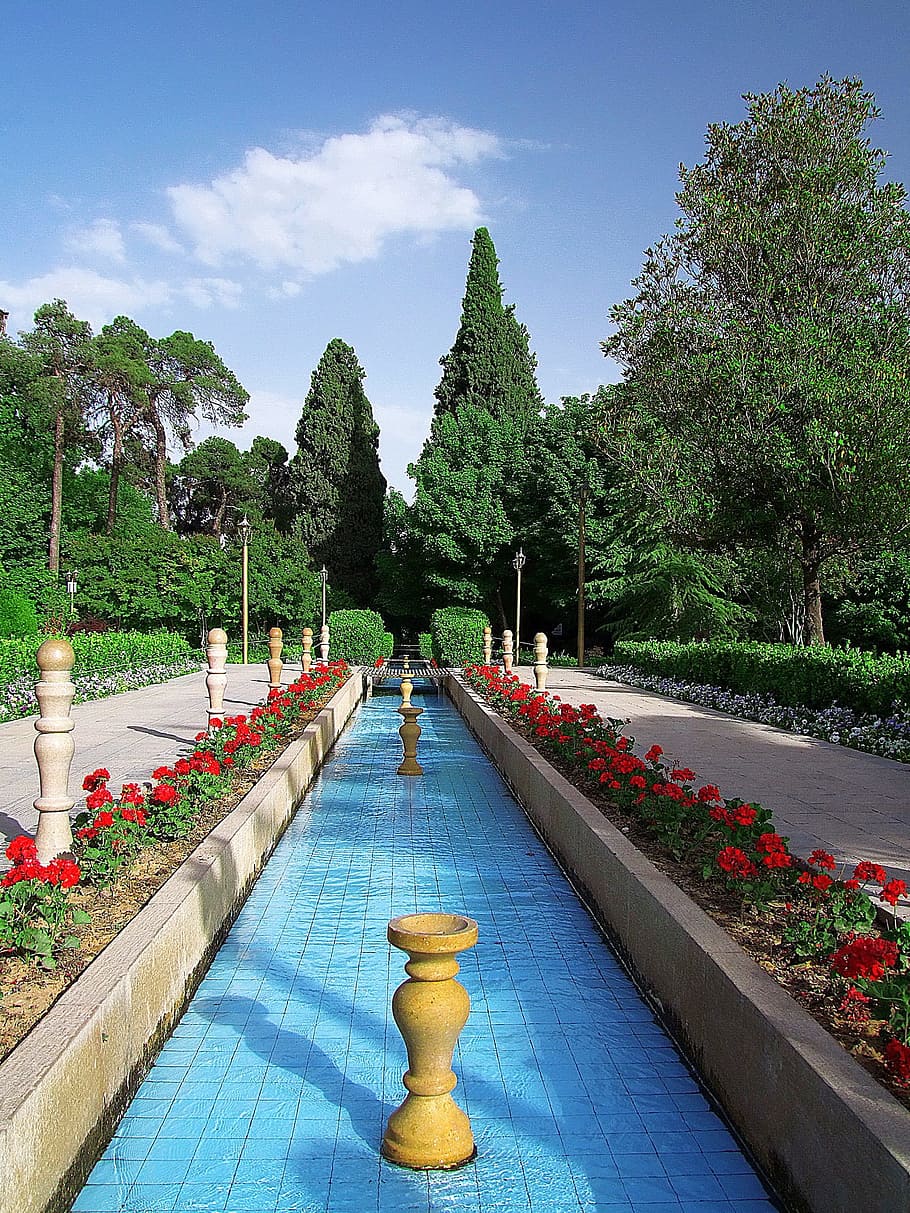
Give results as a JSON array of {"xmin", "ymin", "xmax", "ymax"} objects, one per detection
[{"xmin": 72, "ymin": 686, "xmax": 778, "ymax": 1212}]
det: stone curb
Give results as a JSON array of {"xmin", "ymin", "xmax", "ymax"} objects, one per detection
[
  {"xmin": 0, "ymin": 672, "xmax": 364, "ymax": 1213},
  {"xmin": 447, "ymin": 674, "xmax": 910, "ymax": 1213}
]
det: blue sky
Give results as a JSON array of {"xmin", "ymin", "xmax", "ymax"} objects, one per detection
[{"xmin": 2, "ymin": 1, "xmax": 909, "ymax": 496}]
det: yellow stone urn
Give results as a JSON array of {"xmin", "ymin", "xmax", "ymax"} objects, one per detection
[
  {"xmin": 382, "ymin": 912, "xmax": 479, "ymax": 1170},
  {"xmin": 397, "ymin": 703, "xmax": 424, "ymax": 775}
]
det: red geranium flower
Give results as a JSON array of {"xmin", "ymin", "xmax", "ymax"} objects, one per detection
[{"xmin": 5, "ymin": 834, "xmax": 37, "ymax": 863}]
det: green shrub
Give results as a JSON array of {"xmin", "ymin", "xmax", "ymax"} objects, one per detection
[
  {"xmin": 327, "ymin": 609, "xmax": 388, "ymax": 664},
  {"xmin": 0, "ymin": 589, "xmax": 38, "ymax": 638},
  {"xmin": 380, "ymin": 631, "xmax": 394, "ymax": 658},
  {"xmin": 418, "ymin": 632, "xmax": 433, "ymax": 659},
  {"xmin": 614, "ymin": 639, "xmax": 910, "ymax": 717},
  {"xmin": 431, "ymin": 607, "xmax": 490, "ymax": 667}
]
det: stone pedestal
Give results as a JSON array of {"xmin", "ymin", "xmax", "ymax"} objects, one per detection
[
  {"xmin": 319, "ymin": 624, "xmax": 329, "ymax": 663},
  {"xmin": 206, "ymin": 628, "xmax": 228, "ymax": 733},
  {"xmin": 502, "ymin": 629, "xmax": 513, "ymax": 675},
  {"xmin": 397, "ymin": 704, "xmax": 424, "ymax": 775},
  {"xmin": 33, "ymin": 638, "xmax": 76, "ymax": 863},
  {"xmin": 267, "ymin": 627, "xmax": 283, "ymax": 688},
  {"xmin": 382, "ymin": 912, "xmax": 479, "ymax": 1169},
  {"xmin": 533, "ymin": 632, "xmax": 548, "ymax": 692},
  {"xmin": 482, "ymin": 626, "xmax": 492, "ymax": 665},
  {"xmin": 302, "ymin": 627, "xmax": 313, "ymax": 674}
]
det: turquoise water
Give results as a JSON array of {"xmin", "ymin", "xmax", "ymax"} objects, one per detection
[{"xmin": 73, "ymin": 686, "xmax": 777, "ymax": 1213}]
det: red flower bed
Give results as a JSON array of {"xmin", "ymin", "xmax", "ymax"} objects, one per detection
[{"xmin": 465, "ymin": 664, "xmax": 910, "ymax": 1090}]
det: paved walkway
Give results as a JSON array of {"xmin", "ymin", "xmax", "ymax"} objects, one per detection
[
  {"xmin": 0, "ymin": 664, "xmax": 275, "ymax": 849},
  {"xmin": 519, "ymin": 667, "xmax": 910, "ymax": 890}
]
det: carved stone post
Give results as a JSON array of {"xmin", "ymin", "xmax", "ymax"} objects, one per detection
[
  {"xmin": 482, "ymin": 626, "xmax": 492, "ymax": 665},
  {"xmin": 382, "ymin": 912, "xmax": 478, "ymax": 1169},
  {"xmin": 502, "ymin": 629, "xmax": 514, "ymax": 675},
  {"xmin": 400, "ymin": 671, "xmax": 414, "ymax": 707},
  {"xmin": 34, "ymin": 637, "xmax": 76, "ymax": 863},
  {"xmin": 206, "ymin": 628, "xmax": 228, "ymax": 733},
  {"xmin": 301, "ymin": 626, "xmax": 313, "ymax": 674},
  {"xmin": 533, "ymin": 632, "xmax": 548, "ymax": 692},
  {"xmin": 267, "ymin": 627, "xmax": 283, "ymax": 688},
  {"xmin": 397, "ymin": 704, "xmax": 424, "ymax": 775},
  {"xmin": 319, "ymin": 623, "xmax": 329, "ymax": 663}
]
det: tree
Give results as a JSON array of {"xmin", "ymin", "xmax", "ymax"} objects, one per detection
[
  {"xmin": 603, "ymin": 77, "xmax": 910, "ymax": 644},
  {"xmin": 244, "ymin": 436, "xmax": 295, "ymax": 533},
  {"xmin": 407, "ymin": 228, "xmax": 544, "ymax": 617},
  {"xmin": 0, "ymin": 338, "xmax": 54, "ymax": 573},
  {"xmin": 290, "ymin": 339, "xmax": 386, "ymax": 601},
  {"xmin": 91, "ymin": 316, "xmax": 153, "ymax": 533},
  {"xmin": 171, "ymin": 437, "xmax": 256, "ymax": 536},
  {"xmin": 18, "ymin": 301, "xmax": 94, "ymax": 573},
  {"xmin": 142, "ymin": 331, "xmax": 249, "ymax": 530}
]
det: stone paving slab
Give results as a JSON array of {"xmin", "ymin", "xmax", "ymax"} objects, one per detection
[
  {"xmin": 516, "ymin": 666, "xmax": 910, "ymax": 890},
  {"xmin": 0, "ymin": 663, "xmax": 282, "ymax": 850}
]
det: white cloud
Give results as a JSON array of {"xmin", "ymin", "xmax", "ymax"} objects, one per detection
[
  {"xmin": 0, "ymin": 267, "xmax": 242, "ymax": 331},
  {"xmin": 194, "ymin": 389, "xmax": 301, "ymax": 453},
  {"xmin": 131, "ymin": 222, "xmax": 184, "ymax": 254},
  {"xmin": 167, "ymin": 113, "xmax": 502, "ymax": 272},
  {"xmin": 66, "ymin": 218, "xmax": 126, "ymax": 262}
]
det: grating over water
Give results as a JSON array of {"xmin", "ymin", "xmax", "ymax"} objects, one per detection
[{"xmin": 72, "ymin": 686, "xmax": 778, "ymax": 1212}]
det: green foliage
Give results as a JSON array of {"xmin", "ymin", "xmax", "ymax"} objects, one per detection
[
  {"xmin": 404, "ymin": 229, "xmax": 543, "ymax": 613},
  {"xmin": 826, "ymin": 551, "xmax": 910, "ymax": 652},
  {"xmin": 171, "ymin": 436, "xmax": 257, "ymax": 536},
  {"xmin": 418, "ymin": 632, "xmax": 433, "ymax": 658},
  {"xmin": 290, "ymin": 339, "xmax": 386, "ymax": 601},
  {"xmin": 380, "ymin": 631, "xmax": 394, "ymax": 658},
  {"xmin": 327, "ymin": 609, "xmax": 389, "ymax": 664},
  {"xmin": 0, "ymin": 589, "xmax": 38, "ymax": 638},
  {"xmin": 603, "ymin": 77, "xmax": 910, "ymax": 644},
  {"xmin": 431, "ymin": 606, "xmax": 490, "ymax": 666},
  {"xmin": 615, "ymin": 639, "xmax": 910, "ymax": 717}
]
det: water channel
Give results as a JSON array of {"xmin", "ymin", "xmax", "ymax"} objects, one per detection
[{"xmin": 72, "ymin": 684, "xmax": 777, "ymax": 1213}]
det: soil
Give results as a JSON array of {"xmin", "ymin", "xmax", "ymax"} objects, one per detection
[
  {"xmin": 0, "ymin": 689, "xmax": 336, "ymax": 1064},
  {"xmin": 504, "ymin": 714, "xmax": 910, "ymax": 1114}
]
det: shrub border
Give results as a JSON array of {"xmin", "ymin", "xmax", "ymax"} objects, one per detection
[
  {"xmin": 447, "ymin": 672, "xmax": 910, "ymax": 1213},
  {"xmin": 0, "ymin": 671, "xmax": 364, "ymax": 1213}
]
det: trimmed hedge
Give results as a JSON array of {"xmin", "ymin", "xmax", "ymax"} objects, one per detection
[
  {"xmin": 327, "ymin": 609, "xmax": 390, "ymax": 664},
  {"xmin": 615, "ymin": 639, "xmax": 910, "ymax": 718},
  {"xmin": 0, "ymin": 589, "xmax": 39, "ymax": 639},
  {"xmin": 419, "ymin": 632, "xmax": 433, "ymax": 659},
  {"xmin": 431, "ymin": 607, "xmax": 490, "ymax": 667}
]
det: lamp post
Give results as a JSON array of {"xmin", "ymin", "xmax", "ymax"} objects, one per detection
[
  {"xmin": 512, "ymin": 547, "xmax": 526, "ymax": 664},
  {"xmin": 237, "ymin": 515, "xmax": 251, "ymax": 665},
  {"xmin": 577, "ymin": 478, "xmax": 587, "ymax": 670},
  {"xmin": 320, "ymin": 565, "xmax": 328, "ymax": 630},
  {"xmin": 65, "ymin": 570, "xmax": 78, "ymax": 617}
]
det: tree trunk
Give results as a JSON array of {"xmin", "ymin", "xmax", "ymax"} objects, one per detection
[
  {"xmin": 152, "ymin": 411, "xmax": 170, "ymax": 530},
  {"xmin": 48, "ymin": 406, "xmax": 65, "ymax": 574},
  {"xmin": 800, "ymin": 520, "xmax": 825, "ymax": 646},
  {"xmin": 493, "ymin": 584, "xmax": 507, "ymax": 634},
  {"xmin": 106, "ymin": 412, "xmax": 124, "ymax": 535},
  {"xmin": 213, "ymin": 487, "xmax": 228, "ymax": 536}
]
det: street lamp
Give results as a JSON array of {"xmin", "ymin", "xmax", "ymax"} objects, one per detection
[
  {"xmin": 65, "ymin": 570, "xmax": 78, "ymax": 617},
  {"xmin": 512, "ymin": 547, "xmax": 526, "ymax": 663},
  {"xmin": 320, "ymin": 565, "xmax": 328, "ymax": 630},
  {"xmin": 237, "ymin": 515, "xmax": 251, "ymax": 664},
  {"xmin": 577, "ymin": 476, "xmax": 587, "ymax": 670}
]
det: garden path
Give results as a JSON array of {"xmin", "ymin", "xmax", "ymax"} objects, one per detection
[
  {"xmin": 0, "ymin": 664, "xmax": 270, "ymax": 856},
  {"xmin": 526, "ymin": 667, "xmax": 910, "ymax": 900}
]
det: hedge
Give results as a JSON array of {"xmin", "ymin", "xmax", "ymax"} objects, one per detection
[
  {"xmin": 431, "ymin": 607, "xmax": 490, "ymax": 667},
  {"xmin": 615, "ymin": 639, "xmax": 910, "ymax": 718},
  {"xmin": 327, "ymin": 609, "xmax": 390, "ymax": 664}
]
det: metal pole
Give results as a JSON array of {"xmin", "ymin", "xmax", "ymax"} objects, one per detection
[
  {"xmin": 242, "ymin": 533, "xmax": 249, "ymax": 665},
  {"xmin": 321, "ymin": 566, "xmax": 327, "ymax": 630},
  {"xmin": 515, "ymin": 564, "xmax": 522, "ymax": 666},
  {"xmin": 577, "ymin": 485, "xmax": 586, "ymax": 669}
]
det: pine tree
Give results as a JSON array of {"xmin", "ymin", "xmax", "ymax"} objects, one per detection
[
  {"xmin": 290, "ymin": 339, "xmax": 386, "ymax": 602},
  {"xmin": 404, "ymin": 228, "xmax": 543, "ymax": 615}
]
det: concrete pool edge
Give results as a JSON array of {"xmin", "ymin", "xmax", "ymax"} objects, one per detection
[
  {"xmin": 447, "ymin": 673, "xmax": 910, "ymax": 1213},
  {"xmin": 0, "ymin": 671, "xmax": 364, "ymax": 1213}
]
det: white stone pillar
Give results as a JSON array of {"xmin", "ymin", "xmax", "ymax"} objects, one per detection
[
  {"xmin": 482, "ymin": 626, "xmax": 492, "ymax": 665},
  {"xmin": 34, "ymin": 637, "xmax": 76, "ymax": 863},
  {"xmin": 319, "ymin": 623, "xmax": 329, "ymax": 663},
  {"xmin": 502, "ymin": 629, "xmax": 513, "ymax": 675},
  {"xmin": 267, "ymin": 627, "xmax": 283, "ymax": 689},
  {"xmin": 206, "ymin": 627, "xmax": 228, "ymax": 732},
  {"xmin": 533, "ymin": 632, "xmax": 549, "ymax": 692},
  {"xmin": 302, "ymin": 626, "xmax": 313, "ymax": 674}
]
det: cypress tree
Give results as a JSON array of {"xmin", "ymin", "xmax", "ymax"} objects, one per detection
[
  {"xmin": 404, "ymin": 228, "xmax": 543, "ymax": 616},
  {"xmin": 290, "ymin": 339, "xmax": 386, "ymax": 602}
]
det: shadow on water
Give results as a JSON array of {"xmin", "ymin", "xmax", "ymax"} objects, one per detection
[{"xmin": 193, "ymin": 993, "xmax": 394, "ymax": 1155}]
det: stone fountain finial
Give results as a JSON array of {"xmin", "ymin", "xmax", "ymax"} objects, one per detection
[{"xmin": 33, "ymin": 637, "xmax": 76, "ymax": 863}]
